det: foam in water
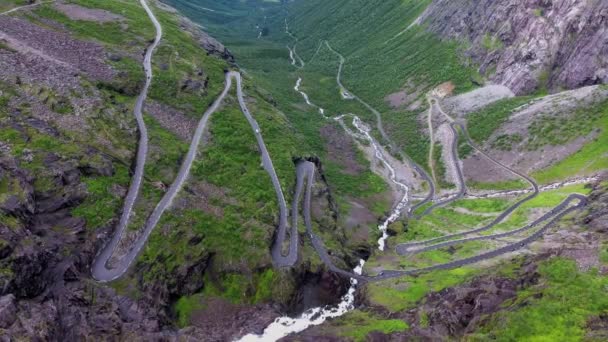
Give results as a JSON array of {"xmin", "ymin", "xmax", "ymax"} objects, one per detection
[
  {"xmin": 237, "ymin": 260, "xmax": 365, "ymax": 341},
  {"xmin": 350, "ymin": 116, "xmax": 409, "ymax": 251}
]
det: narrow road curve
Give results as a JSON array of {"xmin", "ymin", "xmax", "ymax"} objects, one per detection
[
  {"xmin": 0, "ymin": 0, "xmax": 53, "ymax": 15},
  {"xmin": 395, "ymin": 120, "xmax": 540, "ymax": 254},
  {"xmin": 92, "ymin": 0, "xmax": 161, "ymax": 282},
  {"xmin": 401, "ymin": 194, "xmax": 584, "ymax": 255},
  {"xmin": 93, "ymin": 69, "xmax": 295, "ymax": 280},
  {"xmin": 234, "ymin": 74, "xmax": 297, "ymax": 268},
  {"xmin": 91, "ymin": 0, "xmax": 298, "ymax": 282},
  {"xmin": 92, "ymin": 0, "xmax": 295, "ymax": 279},
  {"xmin": 93, "ymin": 65, "xmax": 298, "ymax": 279},
  {"xmin": 289, "ymin": 42, "xmax": 589, "ymax": 282},
  {"xmin": 295, "ymin": 162, "xmax": 588, "ymax": 283},
  {"xmin": 415, "ymin": 103, "xmax": 468, "ymax": 218}
]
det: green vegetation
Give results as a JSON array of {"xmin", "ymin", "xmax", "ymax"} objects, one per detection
[
  {"xmin": 532, "ymin": 106, "xmax": 608, "ymax": 183},
  {"xmin": 202, "ymin": 269, "xmax": 279, "ymax": 305},
  {"xmin": 368, "ymin": 267, "xmax": 476, "ymax": 312},
  {"xmin": 191, "ymin": 100, "xmax": 297, "ymax": 210},
  {"xmin": 482, "ymin": 33, "xmax": 503, "ymax": 51},
  {"xmin": 466, "ymin": 96, "xmax": 535, "ymax": 144},
  {"xmin": 149, "ymin": 7, "xmax": 229, "ymax": 115},
  {"xmin": 0, "ymin": 0, "xmax": 31, "ymax": 13},
  {"xmin": 101, "ymin": 57, "xmax": 146, "ymax": 96},
  {"xmin": 485, "ymin": 183, "xmax": 592, "ymax": 234},
  {"xmin": 469, "ymin": 258, "xmax": 608, "ymax": 341},
  {"xmin": 527, "ymin": 103, "xmax": 605, "ymax": 150},
  {"xmin": 330, "ymin": 310, "xmax": 409, "ymax": 341},
  {"xmin": 167, "ymin": 0, "xmax": 479, "ymax": 170},
  {"xmin": 33, "ymin": 1, "xmax": 152, "ymax": 47},
  {"xmin": 72, "ymin": 165, "xmax": 131, "ymax": 229},
  {"xmin": 452, "ymin": 196, "xmax": 512, "ymax": 213},
  {"xmin": 600, "ymin": 244, "xmax": 608, "ymax": 264},
  {"xmin": 32, "ymin": 0, "xmax": 229, "ymax": 115},
  {"xmin": 491, "ymin": 133, "xmax": 522, "ymax": 151},
  {"xmin": 325, "ymin": 161, "xmax": 388, "ymax": 198},
  {"xmin": 419, "ymin": 311, "xmax": 429, "ymax": 328},
  {"xmin": 395, "ymin": 206, "xmax": 495, "ymax": 244},
  {"xmin": 466, "ymin": 178, "xmax": 529, "ymax": 191},
  {"xmin": 174, "ymin": 293, "xmax": 206, "ymax": 327},
  {"xmin": 172, "ymin": 269, "xmax": 287, "ymax": 326}
]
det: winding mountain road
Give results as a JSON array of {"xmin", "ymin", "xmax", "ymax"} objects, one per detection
[
  {"xmin": 293, "ymin": 163, "xmax": 587, "ymax": 283},
  {"xmin": 290, "ymin": 40, "xmax": 590, "ymax": 282},
  {"xmin": 395, "ymin": 121, "xmax": 540, "ymax": 255},
  {"xmin": 416, "ymin": 105, "xmax": 467, "ymax": 218},
  {"xmin": 401, "ymin": 194, "xmax": 585, "ymax": 255},
  {"xmin": 92, "ymin": 0, "xmax": 162, "ymax": 282},
  {"xmin": 94, "ymin": 5, "xmax": 592, "ymax": 286},
  {"xmin": 93, "ymin": 0, "xmax": 297, "ymax": 281},
  {"xmin": 93, "ymin": 69, "xmax": 297, "ymax": 280}
]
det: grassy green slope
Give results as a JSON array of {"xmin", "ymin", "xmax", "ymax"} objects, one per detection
[
  {"xmin": 161, "ymin": 0, "xmax": 607, "ymax": 335},
  {"xmin": 10, "ymin": 0, "xmax": 322, "ymax": 321}
]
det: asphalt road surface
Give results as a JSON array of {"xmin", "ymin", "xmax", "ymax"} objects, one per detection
[
  {"xmin": 92, "ymin": 0, "xmax": 296, "ymax": 280},
  {"xmin": 92, "ymin": 0, "xmax": 163, "ymax": 282}
]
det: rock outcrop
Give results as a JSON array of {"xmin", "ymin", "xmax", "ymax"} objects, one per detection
[{"xmin": 418, "ymin": 0, "xmax": 608, "ymax": 94}]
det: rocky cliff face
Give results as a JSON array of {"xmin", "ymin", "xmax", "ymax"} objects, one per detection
[{"xmin": 418, "ymin": 0, "xmax": 608, "ymax": 94}]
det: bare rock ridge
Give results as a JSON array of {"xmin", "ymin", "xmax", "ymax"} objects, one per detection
[
  {"xmin": 418, "ymin": 0, "xmax": 608, "ymax": 94},
  {"xmin": 158, "ymin": 1, "xmax": 235, "ymax": 63}
]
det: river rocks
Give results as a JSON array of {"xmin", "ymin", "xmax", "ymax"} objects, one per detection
[
  {"xmin": 188, "ymin": 298, "xmax": 281, "ymax": 341},
  {"xmin": 411, "ymin": 277, "xmax": 520, "ymax": 337},
  {"xmin": 418, "ymin": 0, "xmax": 608, "ymax": 94}
]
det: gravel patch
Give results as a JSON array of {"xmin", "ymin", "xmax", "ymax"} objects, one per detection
[
  {"xmin": 443, "ymin": 84, "xmax": 515, "ymax": 118},
  {"xmin": 145, "ymin": 101, "xmax": 198, "ymax": 141},
  {"xmin": 0, "ymin": 15, "xmax": 114, "ymax": 81},
  {"xmin": 54, "ymin": 3, "xmax": 124, "ymax": 23},
  {"xmin": 462, "ymin": 151, "xmax": 519, "ymax": 183},
  {"xmin": 436, "ymin": 123, "xmax": 459, "ymax": 187},
  {"xmin": 320, "ymin": 124, "xmax": 364, "ymax": 176}
]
